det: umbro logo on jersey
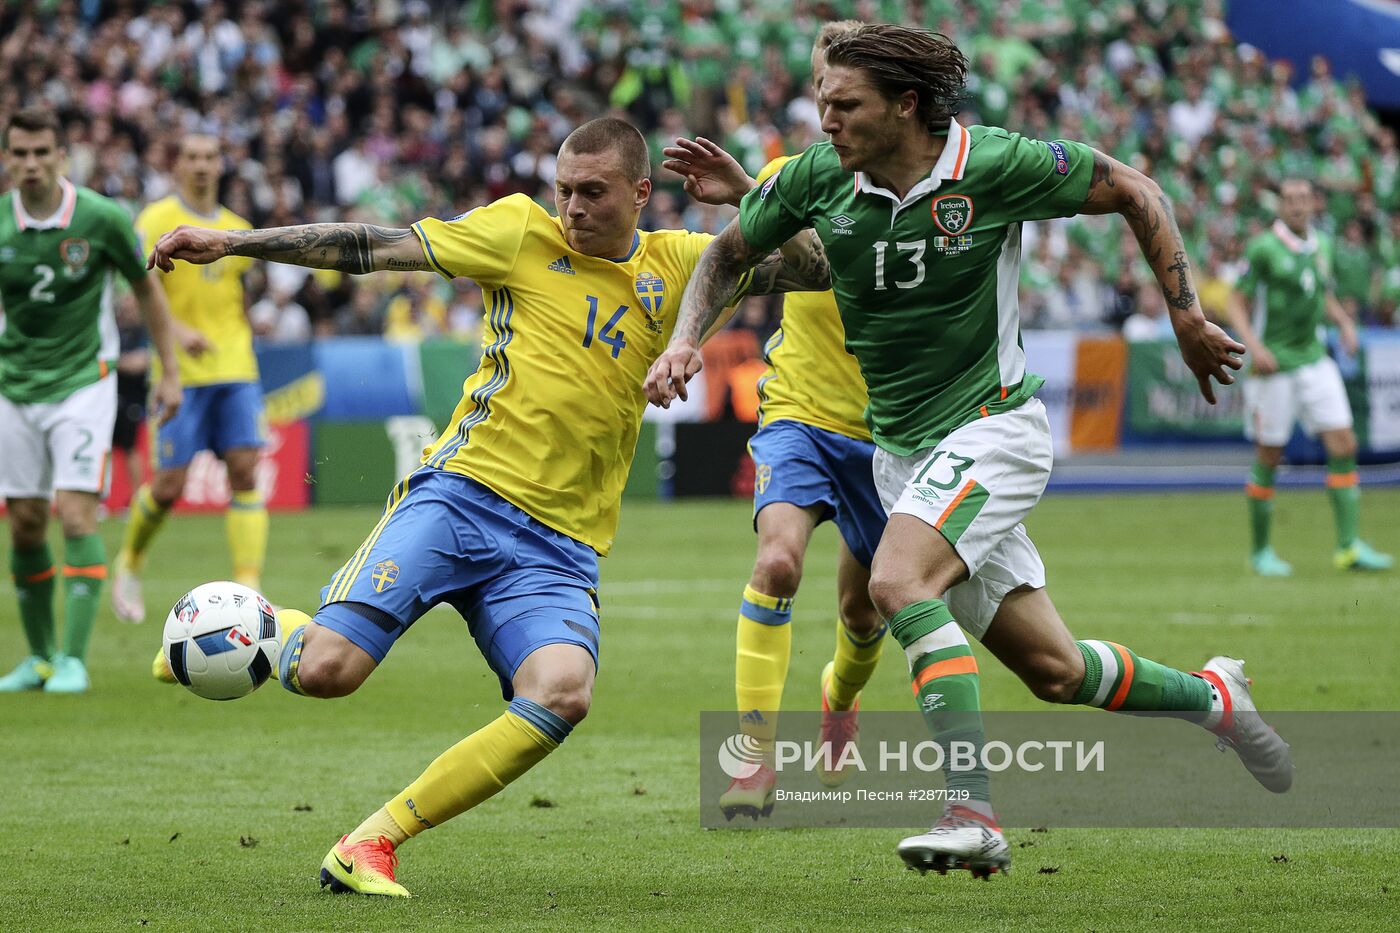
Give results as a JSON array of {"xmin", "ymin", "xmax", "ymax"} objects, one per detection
[
  {"xmin": 913, "ymin": 485, "xmax": 945, "ymax": 506},
  {"xmin": 547, "ymin": 255, "xmax": 576, "ymax": 275},
  {"xmin": 829, "ymin": 214, "xmax": 855, "ymax": 236}
]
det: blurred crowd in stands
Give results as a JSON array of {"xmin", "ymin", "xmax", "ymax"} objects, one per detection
[{"xmin": 3, "ymin": 0, "xmax": 1400, "ymax": 348}]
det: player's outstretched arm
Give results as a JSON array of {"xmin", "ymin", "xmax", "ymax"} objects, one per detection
[
  {"xmin": 130, "ymin": 274, "xmax": 183, "ymax": 425},
  {"xmin": 1080, "ymin": 149, "xmax": 1245, "ymax": 403},
  {"xmin": 147, "ymin": 223, "xmax": 433, "ymax": 275},
  {"xmin": 646, "ymin": 218, "xmax": 786, "ymax": 407},
  {"xmin": 661, "ymin": 136, "xmax": 756, "ymax": 208}
]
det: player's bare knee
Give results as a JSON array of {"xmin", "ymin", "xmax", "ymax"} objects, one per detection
[
  {"xmin": 866, "ymin": 575, "xmax": 904, "ymax": 620},
  {"xmin": 150, "ymin": 472, "xmax": 184, "ymax": 508},
  {"xmin": 1026, "ymin": 663, "xmax": 1080, "ymax": 704},
  {"xmin": 294, "ymin": 636, "xmax": 368, "ymax": 699},
  {"xmin": 1018, "ymin": 650, "xmax": 1083, "ymax": 704},
  {"xmin": 1324, "ymin": 431, "xmax": 1358, "ymax": 460},
  {"xmin": 53, "ymin": 498, "xmax": 98, "ymax": 538},
  {"xmin": 528, "ymin": 679, "xmax": 592, "ymax": 725},
  {"xmin": 8, "ymin": 504, "xmax": 47, "ymax": 548},
  {"xmin": 751, "ymin": 547, "xmax": 804, "ymax": 596},
  {"xmin": 867, "ymin": 572, "xmax": 941, "ymax": 622},
  {"xmin": 225, "ymin": 460, "xmax": 258, "ymax": 492},
  {"xmin": 512, "ymin": 644, "xmax": 594, "ymax": 724},
  {"xmin": 292, "ymin": 654, "xmax": 359, "ymax": 698}
]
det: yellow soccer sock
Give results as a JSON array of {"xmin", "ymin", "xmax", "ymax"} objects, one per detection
[
  {"xmin": 346, "ymin": 806, "xmax": 412, "ymax": 848},
  {"xmin": 736, "ymin": 585, "xmax": 793, "ymax": 751},
  {"xmin": 227, "ymin": 489, "xmax": 268, "ymax": 588},
  {"xmin": 119, "ymin": 485, "xmax": 170, "ymax": 572},
  {"xmin": 826, "ymin": 618, "xmax": 888, "ymax": 711},
  {"xmin": 384, "ymin": 698, "xmax": 570, "ymax": 837}
]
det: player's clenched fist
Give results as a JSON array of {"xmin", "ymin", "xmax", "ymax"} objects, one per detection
[
  {"xmin": 643, "ymin": 341, "xmax": 705, "ymax": 408},
  {"xmin": 147, "ymin": 224, "xmax": 232, "ymax": 271}
]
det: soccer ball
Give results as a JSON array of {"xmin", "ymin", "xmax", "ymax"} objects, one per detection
[{"xmin": 162, "ymin": 582, "xmax": 281, "ymax": 701}]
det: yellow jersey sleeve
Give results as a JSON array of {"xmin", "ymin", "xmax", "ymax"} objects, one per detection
[
  {"xmin": 138, "ymin": 197, "xmax": 258, "ymax": 386},
  {"xmin": 411, "ymin": 194, "xmax": 532, "ymax": 288}
]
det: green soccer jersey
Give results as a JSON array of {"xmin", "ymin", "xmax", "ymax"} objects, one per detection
[
  {"xmin": 738, "ymin": 122, "xmax": 1094, "ymax": 454},
  {"xmin": 1237, "ymin": 221, "xmax": 1332, "ymax": 373},
  {"xmin": 0, "ymin": 179, "xmax": 147, "ymax": 404}
]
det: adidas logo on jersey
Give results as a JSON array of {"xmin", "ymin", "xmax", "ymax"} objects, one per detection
[{"xmin": 547, "ymin": 255, "xmax": 576, "ymax": 275}]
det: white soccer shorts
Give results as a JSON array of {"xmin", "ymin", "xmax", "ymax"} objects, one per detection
[
  {"xmin": 1243, "ymin": 355, "xmax": 1353, "ymax": 447},
  {"xmin": 872, "ymin": 397, "xmax": 1053, "ymax": 639},
  {"xmin": 0, "ymin": 374, "xmax": 117, "ymax": 498}
]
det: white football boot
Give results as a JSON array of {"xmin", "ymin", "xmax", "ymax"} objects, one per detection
[
  {"xmin": 1198, "ymin": 656, "xmax": 1294, "ymax": 793},
  {"xmin": 111, "ymin": 559, "xmax": 146, "ymax": 624},
  {"xmin": 896, "ymin": 804, "xmax": 1010, "ymax": 879}
]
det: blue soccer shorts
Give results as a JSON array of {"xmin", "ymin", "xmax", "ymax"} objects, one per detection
[
  {"xmin": 315, "ymin": 467, "xmax": 601, "ymax": 699},
  {"xmin": 157, "ymin": 381, "xmax": 266, "ymax": 469},
  {"xmin": 747, "ymin": 419, "xmax": 886, "ymax": 568}
]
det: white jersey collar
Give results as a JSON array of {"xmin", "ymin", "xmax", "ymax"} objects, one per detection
[
  {"xmin": 1271, "ymin": 219, "xmax": 1316, "ymax": 254},
  {"xmin": 853, "ymin": 119, "xmax": 971, "ymax": 208},
  {"xmin": 13, "ymin": 177, "xmax": 78, "ymax": 231}
]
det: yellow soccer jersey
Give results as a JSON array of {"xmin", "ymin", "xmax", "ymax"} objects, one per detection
[
  {"xmin": 412, "ymin": 194, "xmax": 750, "ymax": 555},
  {"xmin": 136, "ymin": 196, "xmax": 256, "ymax": 386},
  {"xmin": 752, "ymin": 157, "xmax": 870, "ymax": 441}
]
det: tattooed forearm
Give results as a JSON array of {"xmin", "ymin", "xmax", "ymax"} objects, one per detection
[
  {"xmin": 674, "ymin": 220, "xmax": 767, "ymax": 344},
  {"xmin": 1081, "ymin": 148, "xmax": 1200, "ymax": 315},
  {"xmin": 1123, "ymin": 189, "xmax": 1197, "ymax": 312},
  {"xmin": 223, "ymin": 224, "xmax": 429, "ymax": 274},
  {"xmin": 1163, "ymin": 250, "xmax": 1195, "ymax": 310},
  {"xmin": 1120, "ymin": 188, "xmax": 1168, "ymax": 266},
  {"xmin": 748, "ymin": 229, "xmax": 831, "ymax": 295}
]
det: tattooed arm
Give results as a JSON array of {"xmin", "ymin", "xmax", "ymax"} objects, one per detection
[
  {"xmin": 644, "ymin": 217, "xmax": 780, "ymax": 406},
  {"xmin": 746, "ymin": 229, "xmax": 832, "ymax": 297},
  {"xmin": 1080, "ymin": 148, "xmax": 1245, "ymax": 403},
  {"xmin": 146, "ymin": 223, "xmax": 432, "ymax": 275}
]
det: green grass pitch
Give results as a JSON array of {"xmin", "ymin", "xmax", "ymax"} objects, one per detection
[{"xmin": 2, "ymin": 490, "xmax": 1398, "ymax": 931}]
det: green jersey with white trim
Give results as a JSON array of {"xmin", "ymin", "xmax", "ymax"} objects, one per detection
[
  {"xmin": 0, "ymin": 180, "xmax": 147, "ymax": 404},
  {"xmin": 1237, "ymin": 221, "xmax": 1332, "ymax": 373},
  {"xmin": 738, "ymin": 122, "xmax": 1094, "ymax": 454}
]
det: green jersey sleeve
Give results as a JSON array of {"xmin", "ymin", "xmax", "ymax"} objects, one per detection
[
  {"xmin": 737, "ymin": 145, "xmax": 817, "ymax": 255},
  {"xmin": 1236, "ymin": 236, "xmax": 1265, "ymax": 297},
  {"xmin": 996, "ymin": 134, "xmax": 1095, "ymax": 222},
  {"xmin": 99, "ymin": 200, "xmax": 148, "ymax": 284}
]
